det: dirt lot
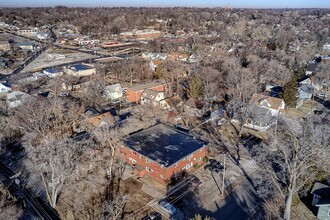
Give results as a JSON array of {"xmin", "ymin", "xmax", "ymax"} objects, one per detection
[{"xmin": 120, "ymin": 177, "xmax": 154, "ymax": 219}]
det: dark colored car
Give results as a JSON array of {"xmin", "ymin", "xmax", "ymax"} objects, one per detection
[
  {"xmin": 209, "ymin": 159, "xmax": 224, "ymax": 170},
  {"xmin": 189, "ymin": 175, "xmax": 202, "ymax": 188},
  {"xmin": 141, "ymin": 212, "xmax": 162, "ymax": 220},
  {"xmin": 211, "ymin": 167, "xmax": 221, "ymax": 175}
]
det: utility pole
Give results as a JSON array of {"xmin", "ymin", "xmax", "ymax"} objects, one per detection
[{"xmin": 222, "ymin": 153, "xmax": 226, "ymax": 197}]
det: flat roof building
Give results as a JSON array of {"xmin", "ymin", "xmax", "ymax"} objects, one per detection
[{"xmin": 120, "ymin": 123, "xmax": 207, "ymax": 184}]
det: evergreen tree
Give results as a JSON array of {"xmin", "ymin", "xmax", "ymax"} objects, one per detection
[
  {"xmin": 188, "ymin": 75, "xmax": 203, "ymax": 99},
  {"xmin": 280, "ymin": 78, "xmax": 298, "ymax": 108}
]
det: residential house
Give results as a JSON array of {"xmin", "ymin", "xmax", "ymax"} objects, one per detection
[
  {"xmin": 298, "ymin": 84, "xmax": 314, "ymax": 100},
  {"xmin": 43, "ymin": 68, "xmax": 63, "ymax": 78},
  {"xmin": 250, "ymin": 93, "xmax": 285, "ymax": 116},
  {"xmin": 6, "ymin": 91, "xmax": 31, "ymax": 108},
  {"xmin": 64, "ymin": 64, "xmax": 96, "ymax": 77},
  {"xmin": 149, "ymin": 59, "xmax": 162, "ymax": 72},
  {"xmin": 119, "ymin": 123, "xmax": 208, "ymax": 185},
  {"xmin": 85, "ymin": 112, "xmax": 115, "ymax": 128},
  {"xmin": 142, "ymin": 52, "xmax": 167, "ymax": 60},
  {"xmin": 0, "ymin": 83, "xmax": 11, "ymax": 94},
  {"xmin": 167, "ymin": 52, "xmax": 189, "ymax": 61},
  {"xmin": 140, "ymin": 89, "xmax": 167, "ymax": 107},
  {"xmin": 245, "ymin": 105, "xmax": 276, "ymax": 131},
  {"xmin": 162, "ymin": 96, "xmax": 183, "ymax": 110},
  {"xmin": 125, "ymin": 80, "xmax": 167, "ymax": 103},
  {"xmin": 17, "ymin": 41, "xmax": 36, "ymax": 50},
  {"xmin": 104, "ymin": 83, "xmax": 124, "ymax": 101},
  {"xmin": 188, "ymin": 54, "xmax": 198, "ymax": 63},
  {"xmin": 311, "ymin": 182, "xmax": 330, "ymax": 220}
]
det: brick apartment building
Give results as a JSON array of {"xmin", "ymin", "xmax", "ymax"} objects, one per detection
[
  {"xmin": 124, "ymin": 80, "xmax": 167, "ymax": 103},
  {"xmin": 119, "ymin": 123, "xmax": 208, "ymax": 185}
]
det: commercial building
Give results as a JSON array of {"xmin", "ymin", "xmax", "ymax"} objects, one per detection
[
  {"xmin": 64, "ymin": 64, "xmax": 96, "ymax": 77},
  {"xmin": 121, "ymin": 29, "xmax": 161, "ymax": 40}
]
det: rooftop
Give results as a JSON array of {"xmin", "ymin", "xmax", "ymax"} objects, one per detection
[
  {"xmin": 71, "ymin": 64, "xmax": 94, "ymax": 71},
  {"xmin": 247, "ymin": 105, "xmax": 275, "ymax": 125},
  {"xmin": 250, "ymin": 93, "xmax": 284, "ymax": 110},
  {"xmin": 123, "ymin": 123, "xmax": 207, "ymax": 167},
  {"xmin": 141, "ymin": 89, "xmax": 164, "ymax": 100},
  {"xmin": 44, "ymin": 68, "xmax": 62, "ymax": 73},
  {"xmin": 128, "ymin": 80, "xmax": 165, "ymax": 92},
  {"xmin": 311, "ymin": 182, "xmax": 330, "ymax": 197}
]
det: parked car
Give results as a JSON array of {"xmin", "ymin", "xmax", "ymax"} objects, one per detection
[
  {"xmin": 189, "ymin": 175, "xmax": 202, "ymax": 188},
  {"xmin": 158, "ymin": 200, "xmax": 177, "ymax": 215},
  {"xmin": 209, "ymin": 159, "xmax": 224, "ymax": 170},
  {"xmin": 211, "ymin": 167, "xmax": 221, "ymax": 175},
  {"xmin": 141, "ymin": 212, "xmax": 162, "ymax": 220}
]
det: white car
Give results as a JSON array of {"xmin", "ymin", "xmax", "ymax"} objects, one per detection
[{"xmin": 158, "ymin": 200, "xmax": 176, "ymax": 215}]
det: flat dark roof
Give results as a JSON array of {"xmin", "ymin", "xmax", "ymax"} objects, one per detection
[
  {"xmin": 72, "ymin": 64, "xmax": 93, "ymax": 71},
  {"xmin": 123, "ymin": 123, "xmax": 207, "ymax": 168}
]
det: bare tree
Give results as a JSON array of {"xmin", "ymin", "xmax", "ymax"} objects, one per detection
[
  {"xmin": 24, "ymin": 139, "xmax": 82, "ymax": 208},
  {"xmin": 251, "ymin": 113, "xmax": 330, "ymax": 220},
  {"xmin": 100, "ymin": 195, "xmax": 127, "ymax": 220},
  {"xmin": 13, "ymin": 97, "xmax": 83, "ymax": 144}
]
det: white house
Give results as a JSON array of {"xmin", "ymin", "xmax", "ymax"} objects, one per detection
[
  {"xmin": 140, "ymin": 89, "xmax": 166, "ymax": 106},
  {"xmin": 244, "ymin": 105, "xmax": 276, "ymax": 131},
  {"xmin": 6, "ymin": 91, "xmax": 31, "ymax": 108},
  {"xmin": 250, "ymin": 93, "xmax": 285, "ymax": 116},
  {"xmin": 0, "ymin": 83, "xmax": 11, "ymax": 94},
  {"xmin": 104, "ymin": 83, "xmax": 124, "ymax": 101}
]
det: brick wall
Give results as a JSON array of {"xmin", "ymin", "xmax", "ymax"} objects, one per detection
[{"xmin": 119, "ymin": 145, "xmax": 206, "ymax": 185}]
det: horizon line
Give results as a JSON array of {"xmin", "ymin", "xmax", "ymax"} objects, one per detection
[{"xmin": 0, "ymin": 6, "xmax": 330, "ymax": 9}]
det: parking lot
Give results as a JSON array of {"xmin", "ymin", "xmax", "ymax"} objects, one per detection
[{"xmin": 145, "ymin": 153, "xmax": 259, "ymax": 220}]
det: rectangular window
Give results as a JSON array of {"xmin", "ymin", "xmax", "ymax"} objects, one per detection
[
  {"xmin": 131, "ymin": 150, "xmax": 137, "ymax": 155},
  {"xmin": 146, "ymin": 167, "xmax": 153, "ymax": 173},
  {"xmin": 174, "ymin": 162, "xmax": 178, "ymax": 168},
  {"xmin": 139, "ymin": 154, "xmax": 143, "ymax": 159},
  {"xmin": 187, "ymin": 154, "xmax": 193, "ymax": 160},
  {"xmin": 146, "ymin": 158, "xmax": 152, "ymax": 164},
  {"xmin": 160, "ymin": 175, "xmax": 164, "ymax": 179}
]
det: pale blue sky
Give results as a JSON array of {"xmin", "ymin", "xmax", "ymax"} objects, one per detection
[{"xmin": 1, "ymin": 0, "xmax": 330, "ymax": 8}]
